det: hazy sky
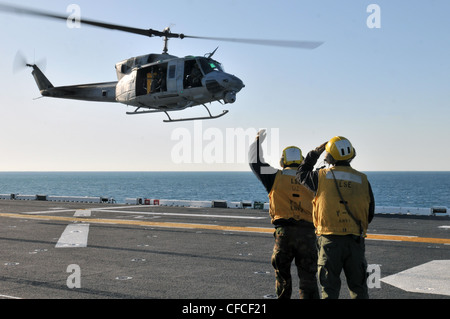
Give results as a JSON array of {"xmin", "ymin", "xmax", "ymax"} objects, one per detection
[{"xmin": 0, "ymin": 0, "xmax": 448, "ymax": 171}]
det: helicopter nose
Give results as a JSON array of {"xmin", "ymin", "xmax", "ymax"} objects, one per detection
[
  {"xmin": 222, "ymin": 73, "xmax": 245, "ymax": 92},
  {"xmin": 205, "ymin": 72, "xmax": 244, "ymax": 95}
]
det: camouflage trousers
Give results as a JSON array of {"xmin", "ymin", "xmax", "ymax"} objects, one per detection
[{"xmin": 271, "ymin": 222, "xmax": 319, "ymax": 299}]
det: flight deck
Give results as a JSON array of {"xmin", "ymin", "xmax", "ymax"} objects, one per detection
[{"xmin": 0, "ymin": 199, "xmax": 449, "ymax": 300}]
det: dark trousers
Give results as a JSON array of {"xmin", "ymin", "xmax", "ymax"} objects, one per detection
[
  {"xmin": 271, "ymin": 222, "xmax": 319, "ymax": 299},
  {"xmin": 317, "ymin": 234, "xmax": 369, "ymax": 299}
]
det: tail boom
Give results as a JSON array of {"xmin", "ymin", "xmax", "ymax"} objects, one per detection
[{"xmin": 27, "ymin": 64, "xmax": 117, "ymax": 103}]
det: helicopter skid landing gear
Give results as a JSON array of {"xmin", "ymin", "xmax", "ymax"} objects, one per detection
[
  {"xmin": 163, "ymin": 105, "xmax": 229, "ymax": 123},
  {"xmin": 126, "ymin": 108, "xmax": 167, "ymax": 115},
  {"xmin": 126, "ymin": 104, "xmax": 228, "ymax": 122}
]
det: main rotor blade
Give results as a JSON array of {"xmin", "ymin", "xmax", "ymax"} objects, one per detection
[
  {"xmin": 0, "ymin": 3, "xmax": 322, "ymax": 49},
  {"xmin": 0, "ymin": 3, "xmax": 180, "ymax": 38},
  {"xmin": 184, "ymin": 35, "xmax": 323, "ymax": 49}
]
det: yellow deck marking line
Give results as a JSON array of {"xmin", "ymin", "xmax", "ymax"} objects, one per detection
[
  {"xmin": 1, "ymin": 212, "xmax": 450, "ymax": 244},
  {"xmin": 365, "ymin": 234, "xmax": 450, "ymax": 244},
  {"xmin": 0, "ymin": 213, "xmax": 271, "ymax": 234}
]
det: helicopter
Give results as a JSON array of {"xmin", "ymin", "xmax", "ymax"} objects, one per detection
[{"xmin": 1, "ymin": 3, "xmax": 323, "ymax": 122}]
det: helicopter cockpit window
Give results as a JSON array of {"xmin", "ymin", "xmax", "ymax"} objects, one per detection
[
  {"xmin": 198, "ymin": 58, "xmax": 224, "ymax": 75},
  {"xmin": 184, "ymin": 59, "xmax": 203, "ymax": 88}
]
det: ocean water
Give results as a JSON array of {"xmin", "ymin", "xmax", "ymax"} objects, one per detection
[{"xmin": 0, "ymin": 171, "xmax": 448, "ymax": 208}]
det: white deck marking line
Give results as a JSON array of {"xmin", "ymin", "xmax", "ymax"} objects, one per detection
[
  {"xmin": 74, "ymin": 209, "xmax": 91, "ymax": 217},
  {"xmin": 23, "ymin": 209, "xmax": 75, "ymax": 215},
  {"xmin": 93, "ymin": 209, "xmax": 267, "ymax": 220},
  {"xmin": 381, "ymin": 260, "xmax": 450, "ymax": 296},
  {"xmin": 21, "ymin": 205, "xmax": 142, "ymax": 215},
  {"xmin": 0, "ymin": 294, "xmax": 22, "ymax": 299},
  {"xmin": 90, "ymin": 205, "xmax": 142, "ymax": 210},
  {"xmin": 55, "ymin": 223, "xmax": 90, "ymax": 248}
]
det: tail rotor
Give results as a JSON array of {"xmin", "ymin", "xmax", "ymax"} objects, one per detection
[{"xmin": 13, "ymin": 50, "xmax": 46, "ymax": 73}]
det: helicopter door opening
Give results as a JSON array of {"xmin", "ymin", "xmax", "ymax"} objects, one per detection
[{"xmin": 136, "ymin": 63, "xmax": 168, "ymax": 97}]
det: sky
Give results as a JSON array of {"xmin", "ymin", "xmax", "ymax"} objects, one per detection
[{"xmin": 0, "ymin": 0, "xmax": 448, "ymax": 172}]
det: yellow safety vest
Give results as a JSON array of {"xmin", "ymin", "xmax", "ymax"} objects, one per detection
[
  {"xmin": 313, "ymin": 166, "xmax": 370, "ymax": 236},
  {"xmin": 146, "ymin": 72, "xmax": 155, "ymax": 94},
  {"xmin": 269, "ymin": 168, "xmax": 314, "ymax": 224}
]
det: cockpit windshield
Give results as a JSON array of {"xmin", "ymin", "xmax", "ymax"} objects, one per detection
[{"xmin": 197, "ymin": 57, "xmax": 224, "ymax": 75}]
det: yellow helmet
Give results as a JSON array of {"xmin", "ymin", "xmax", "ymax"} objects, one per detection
[
  {"xmin": 325, "ymin": 136, "xmax": 355, "ymax": 161},
  {"xmin": 280, "ymin": 146, "xmax": 303, "ymax": 167}
]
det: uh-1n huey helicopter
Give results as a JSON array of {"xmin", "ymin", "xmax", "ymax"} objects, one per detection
[{"xmin": 1, "ymin": 4, "xmax": 323, "ymax": 122}]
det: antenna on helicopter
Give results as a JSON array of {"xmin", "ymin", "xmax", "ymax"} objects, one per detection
[{"xmin": 206, "ymin": 47, "xmax": 219, "ymax": 59}]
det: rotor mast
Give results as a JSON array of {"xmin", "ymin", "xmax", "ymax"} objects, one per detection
[
  {"xmin": 161, "ymin": 27, "xmax": 184, "ymax": 54},
  {"xmin": 162, "ymin": 27, "xmax": 171, "ymax": 54}
]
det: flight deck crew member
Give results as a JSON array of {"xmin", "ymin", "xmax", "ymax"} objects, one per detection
[
  {"xmin": 249, "ymin": 130, "xmax": 319, "ymax": 299},
  {"xmin": 296, "ymin": 136, "xmax": 375, "ymax": 299}
]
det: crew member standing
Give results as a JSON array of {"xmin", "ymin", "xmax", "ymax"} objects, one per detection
[
  {"xmin": 296, "ymin": 136, "xmax": 375, "ymax": 299},
  {"xmin": 249, "ymin": 130, "xmax": 319, "ymax": 299}
]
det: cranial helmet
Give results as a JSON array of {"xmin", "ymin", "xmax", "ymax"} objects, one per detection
[
  {"xmin": 325, "ymin": 136, "xmax": 355, "ymax": 162},
  {"xmin": 280, "ymin": 146, "xmax": 303, "ymax": 167}
]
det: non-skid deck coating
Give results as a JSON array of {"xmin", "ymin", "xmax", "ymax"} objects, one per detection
[{"xmin": 0, "ymin": 200, "xmax": 449, "ymax": 299}]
